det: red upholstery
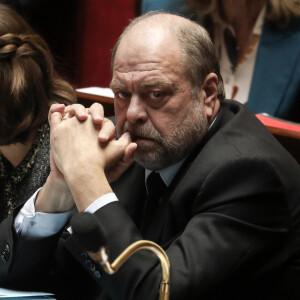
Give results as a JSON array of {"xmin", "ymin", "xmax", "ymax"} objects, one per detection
[{"xmin": 73, "ymin": 0, "xmax": 135, "ymax": 87}]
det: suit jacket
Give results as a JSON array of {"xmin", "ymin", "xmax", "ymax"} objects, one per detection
[
  {"xmin": 247, "ymin": 17, "xmax": 300, "ymax": 123},
  {"xmin": 0, "ymin": 100, "xmax": 300, "ymax": 300}
]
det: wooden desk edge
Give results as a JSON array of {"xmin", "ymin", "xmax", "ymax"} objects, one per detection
[{"xmin": 76, "ymin": 91, "xmax": 114, "ymax": 105}]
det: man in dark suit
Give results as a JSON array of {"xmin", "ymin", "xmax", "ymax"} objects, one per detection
[{"xmin": 1, "ymin": 12, "xmax": 300, "ymax": 300}]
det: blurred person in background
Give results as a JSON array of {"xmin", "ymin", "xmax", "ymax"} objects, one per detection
[
  {"xmin": 141, "ymin": 0, "xmax": 300, "ymax": 122},
  {"xmin": 188, "ymin": 0, "xmax": 300, "ymax": 122},
  {"xmin": 138, "ymin": 0, "xmax": 195, "ymax": 19},
  {"xmin": 0, "ymin": 3, "xmax": 76, "ymax": 221}
]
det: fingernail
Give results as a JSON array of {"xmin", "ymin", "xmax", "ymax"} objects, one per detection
[
  {"xmin": 99, "ymin": 133, "xmax": 108, "ymax": 140},
  {"xmin": 124, "ymin": 132, "xmax": 131, "ymax": 140},
  {"xmin": 95, "ymin": 116, "xmax": 103, "ymax": 124}
]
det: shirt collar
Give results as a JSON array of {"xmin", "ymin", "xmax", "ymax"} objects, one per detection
[
  {"xmin": 145, "ymin": 158, "xmax": 186, "ymax": 187},
  {"xmin": 253, "ymin": 5, "xmax": 266, "ymax": 36}
]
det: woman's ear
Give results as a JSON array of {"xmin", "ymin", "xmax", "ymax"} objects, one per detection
[{"xmin": 201, "ymin": 73, "xmax": 220, "ymax": 120}]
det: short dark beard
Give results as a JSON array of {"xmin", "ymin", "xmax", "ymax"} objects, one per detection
[{"xmin": 121, "ymin": 101, "xmax": 209, "ymax": 171}]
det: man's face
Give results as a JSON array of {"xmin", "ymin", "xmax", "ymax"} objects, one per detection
[{"xmin": 111, "ymin": 25, "xmax": 209, "ymax": 170}]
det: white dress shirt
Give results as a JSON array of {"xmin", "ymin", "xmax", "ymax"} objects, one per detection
[
  {"xmin": 214, "ymin": 6, "xmax": 266, "ymax": 104},
  {"xmin": 14, "ymin": 189, "xmax": 118, "ymax": 237}
]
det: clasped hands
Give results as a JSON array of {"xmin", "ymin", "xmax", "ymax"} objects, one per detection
[
  {"xmin": 49, "ymin": 103, "xmax": 137, "ymax": 182},
  {"xmin": 35, "ymin": 103, "xmax": 137, "ymax": 213}
]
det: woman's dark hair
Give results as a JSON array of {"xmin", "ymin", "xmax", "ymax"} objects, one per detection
[{"xmin": 0, "ymin": 4, "xmax": 76, "ymax": 145}]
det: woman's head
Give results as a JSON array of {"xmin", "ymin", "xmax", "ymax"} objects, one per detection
[{"xmin": 0, "ymin": 4, "xmax": 76, "ymax": 145}]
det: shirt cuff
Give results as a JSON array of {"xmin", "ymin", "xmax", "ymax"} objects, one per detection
[
  {"xmin": 15, "ymin": 188, "xmax": 71, "ymax": 238},
  {"xmin": 85, "ymin": 192, "xmax": 118, "ymax": 213},
  {"xmin": 67, "ymin": 193, "xmax": 118, "ymax": 234}
]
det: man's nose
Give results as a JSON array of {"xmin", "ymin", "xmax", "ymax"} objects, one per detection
[{"xmin": 126, "ymin": 95, "xmax": 147, "ymax": 123}]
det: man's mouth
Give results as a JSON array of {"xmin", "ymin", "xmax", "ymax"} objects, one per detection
[
  {"xmin": 131, "ymin": 135, "xmax": 155, "ymax": 144},
  {"xmin": 132, "ymin": 135, "xmax": 151, "ymax": 141}
]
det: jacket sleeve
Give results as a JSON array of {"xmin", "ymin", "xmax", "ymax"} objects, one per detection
[
  {"xmin": 65, "ymin": 157, "xmax": 289, "ymax": 300},
  {"xmin": 0, "ymin": 206, "xmax": 61, "ymax": 291}
]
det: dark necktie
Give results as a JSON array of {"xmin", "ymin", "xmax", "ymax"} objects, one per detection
[{"xmin": 140, "ymin": 172, "xmax": 166, "ymax": 234}]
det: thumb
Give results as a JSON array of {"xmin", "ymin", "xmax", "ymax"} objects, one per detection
[
  {"xmin": 123, "ymin": 143, "xmax": 137, "ymax": 164},
  {"xmin": 118, "ymin": 132, "xmax": 132, "ymax": 147},
  {"xmin": 118, "ymin": 132, "xmax": 137, "ymax": 165},
  {"xmin": 106, "ymin": 132, "xmax": 133, "ymax": 165}
]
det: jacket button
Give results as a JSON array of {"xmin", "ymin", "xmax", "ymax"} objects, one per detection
[
  {"xmin": 89, "ymin": 262, "xmax": 95, "ymax": 272},
  {"xmin": 1, "ymin": 244, "xmax": 10, "ymax": 263},
  {"xmin": 94, "ymin": 270, "xmax": 101, "ymax": 278}
]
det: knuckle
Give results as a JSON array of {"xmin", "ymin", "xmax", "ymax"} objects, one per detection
[
  {"xmin": 92, "ymin": 102, "xmax": 103, "ymax": 109},
  {"xmin": 104, "ymin": 118, "xmax": 114, "ymax": 126},
  {"xmin": 50, "ymin": 112, "xmax": 61, "ymax": 120},
  {"xmin": 50, "ymin": 103, "xmax": 61, "ymax": 111},
  {"xmin": 71, "ymin": 103, "xmax": 83, "ymax": 111}
]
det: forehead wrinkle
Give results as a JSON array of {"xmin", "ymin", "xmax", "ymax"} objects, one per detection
[
  {"xmin": 110, "ymin": 71, "xmax": 135, "ymax": 91},
  {"xmin": 110, "ymin": 80, "xmax": 126, "ymax": 91}
]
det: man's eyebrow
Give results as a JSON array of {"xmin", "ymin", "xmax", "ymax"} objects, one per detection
[
  {"xmin": 110, "ymin": 80, "xmax": 178, "ymax": 91},
  {"xmin": 140, "ymin": 80, "xmax": 176, "ymax": 89},
  {"xmin": 110, "ymin": 81, "xmax": 126, "ymax": 90}
]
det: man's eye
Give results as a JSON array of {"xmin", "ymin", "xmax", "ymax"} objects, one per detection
[
  {"xmin": 117, "ymin": 92, "xmax": 131, "ymax": 99},
  {"xmin": 150, "ymin": 91, "xmax": 164, "ymax": 99}
]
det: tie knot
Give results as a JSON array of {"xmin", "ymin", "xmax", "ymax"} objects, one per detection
[{"xmin": 146, "ymin": 172, "xmax": 166, "ymax": 199}]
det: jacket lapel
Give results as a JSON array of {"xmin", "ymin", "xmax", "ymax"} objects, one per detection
[{"xmin": 145, "ymin": 101, "xmax": 238, "ymax": 244}]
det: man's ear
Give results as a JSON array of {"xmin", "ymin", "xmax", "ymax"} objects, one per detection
[{"xmin": 201, "ymin": 73, "xmax": 220, "ymax": 120}]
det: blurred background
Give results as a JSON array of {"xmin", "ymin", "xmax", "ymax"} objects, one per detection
[{"xmin": 0, "ymin": 0, "xmax": 137, "ymax": 88}]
